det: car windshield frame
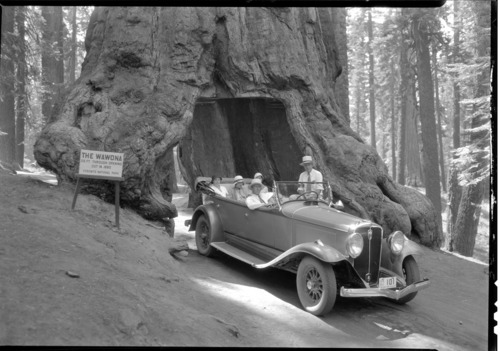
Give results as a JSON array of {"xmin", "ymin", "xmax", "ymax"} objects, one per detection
[{"xmin": 273, "ymin": 181, "xmax": 332, "ymax": 207}]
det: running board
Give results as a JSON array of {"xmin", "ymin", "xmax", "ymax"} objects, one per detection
[{"xmin": 210, "ymin": 242, "xmax": 266, "ymax": 267}]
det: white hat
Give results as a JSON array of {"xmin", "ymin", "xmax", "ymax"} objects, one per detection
[
  {"xmin": 250, "ymin": 178, "xmax": 263, "ymax": 188},
  {"xmin": 233, "ymin": 175, "xmax": 244, "ymax": 184},
  {"xmin": 300, "ymin": 155, "xmax": 313, "ymax": 166},
  {"xmin": 254, "ymin": 172, "xmax": 263, "ymax": 178}
]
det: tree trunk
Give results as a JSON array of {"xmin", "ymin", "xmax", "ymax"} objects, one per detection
[
  {"xmin": 453, "ymin": 180, "xmax": 486, "ymax": 256},
  {"xmin": 452, "ymin": 0, "xmax": 490, "ymax": 256},
  {"xmin": 446, "ymin": 166, "xmax": 461, "ymax": 250},
  {"xmin": 15, "ymin": 6, "xmax": 27, "ymax": 168},
  {"xmin": 432, "ymin": 45, "xmax": 446, "ymax": 192},
  {"xmin": 452, "ymin": 0, "xmax": 461, "ymax": 150},
  {"xmin": 34, "ymin": 7, "xmax": 443, "ymax": 247},
  {"xmin": 390, "ymin": 63, "xmax": 396, "ymax": 180},
  {"xmin": 412, "ymin": 11, "xmax": 442, "ymax": 240},
  {"xmin": 69, "ymin": 7, "xmax": 77, "ymax": 85},
  {"xmin": 41, "ymin": 6, "xmax": 65, "ymax": 122},
  {"xmin": 397, "ymin": 17, "xmax": 408, "ymax": 186},
  {"xmin": 367, "ymin": 10, "xmax": 376, "ymax": 149},
  {"xmin": 0, "ymin": 6, "xmax": 16, "ymax": 167}
]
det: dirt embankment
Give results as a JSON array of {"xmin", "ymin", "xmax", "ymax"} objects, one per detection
[{"xmin": 0, "ymin": 170, "xmax": 492, "ymax": 349}]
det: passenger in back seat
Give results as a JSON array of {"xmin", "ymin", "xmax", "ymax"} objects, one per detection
[
  {"xmin": 229, "ymin": 175, "xmax": 250, "ymax": 202},
  {"xmin": 209, "ymin": 176, "xmax": 228, "ymax": 197}
]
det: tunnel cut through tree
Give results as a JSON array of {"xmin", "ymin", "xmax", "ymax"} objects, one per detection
[{"xmin": 179, "ymin": 98, "xmax": 302, "ymax": 207}]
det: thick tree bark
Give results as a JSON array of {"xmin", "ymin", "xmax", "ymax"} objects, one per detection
[
  {"xmin": 367, "ymin": 10, "xmax": 376, "ymax": 149},
  {"xmin": 452, "ymin": 0, "xmax": 490, "ymax": 256},
  {"xmin": 397, "ymin": 31, "xmax": 408, "ymax": 186},
  {"xmin": 34, "ymin": 7, "xmax": 442, "ymax": 247},
  {"xmin": 453, "ymin": 180, "xmax": 486, "ymax": 256},
  {"xmin": 390, "ymin": 63, "xmax": 396, "ymax": 180},
  {"xmin": 69, "ymin": 7, "xmax": 77, "ymax": 85},
  {"xmin": 432, "ymin": 45, "xmax": 446, "ymax": 192},
  {"xmin": 452, "ymin": 0, "xmax": 461, "ymax": 150},
  {"xmin": 15, "ymin": 7, "xmax": 27, "ymax": 168},
  {"xmin": 0, "ymin": 6, "xmax": 16, "ymax": 167},
  {"xmin": 41, "ymin": 6, "xmax": 65, "ymax": 123},
  {"xmin": 412, "ymin": 11, "xmax": 442, "ymax": 243}
]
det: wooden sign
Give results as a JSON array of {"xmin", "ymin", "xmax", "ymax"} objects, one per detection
[
  {"xmin": 78, "ymin": 149, "xmax": 124, "ymax": 180},
  {"xmin": 72, "ymin": 149, "xmax": 125, "ymax": 229}
]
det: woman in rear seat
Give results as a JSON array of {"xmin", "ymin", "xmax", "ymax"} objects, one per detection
[{"xmin": 209, "ymin": 176, "xmax": 229, "ymax": 197}]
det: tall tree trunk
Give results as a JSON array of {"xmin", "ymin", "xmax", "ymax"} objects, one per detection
[
  {"xmin": 412, "ymin": 11, "xmax": 442, "ymax": 234},
  {"xmin": 452, "ymin": 0, "xmax": 490, "ymax": 256},
  {"xmin": 447, "ymin": 0, "xmax": 462, "ymax": 250},
  {"xmin": 0, "ymin": 6, "xmax": 16, "ymax": 167},
  {"xmin": 41, "ymin": 6, "xmax": 65, "ymax": 122},
  {"xmin": 432, "ymin": 45, "xmax": 446, "ymax": 192},
  {"xmin": 390, "ymin": 62, "xmax": 397, "ymax": 180},
  {"xmin": 15, "ymin": 6, "xmax": 27, "ymax": 168},
  {"xmin": 367, "ymin": 10, "xmax": 376, "ymax": 149},
  {"xmin": 397, "ymin": 23, "xmax": 409, "ymax": 185},
  {"xmin": 406, "ymin": 81, "xmax": 422, "ymax": 187},
  {"xmin": 446, "ymin": 166, "xmax": 461, "ymax": 250},
  {"xmin": 452, "ymin": 0, "xmax": 461, "ymax": 150},
  {"xmin": 69, "ymin": 7, "xmax": 77, "ymax": 85}
]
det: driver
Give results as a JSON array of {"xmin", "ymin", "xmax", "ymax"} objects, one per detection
[
  {"xmin": 297, "ymin": 155, "xmax": 324, "ymax": 196},
  {"xmin": 246, "ymin": 178, "xmax": 277, "ymax": 210}
]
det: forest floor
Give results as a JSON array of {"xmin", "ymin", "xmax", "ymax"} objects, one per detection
[{"xmin": 0, "ymin": 168, "xmax": 493, "ymax": 349}]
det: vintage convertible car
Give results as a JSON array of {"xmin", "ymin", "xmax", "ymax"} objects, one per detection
[{"xmin": 185, "ymin": 177, "xmax": 430, "ymax": 316}]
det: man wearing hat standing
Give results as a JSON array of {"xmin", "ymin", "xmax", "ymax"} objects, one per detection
[
  {"xmin": 229, "ymin": 175, "xmax": 250, "ymax": 202},
  {"xmin": 297, "ymin": 155, "xmax": 324, "ymax": 195},
  {"xmin": 246, "ymin": 178, "xmax": 277, "ymax": 210}
]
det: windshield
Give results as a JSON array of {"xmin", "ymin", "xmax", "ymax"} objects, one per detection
[{"xmin": 274, "ymin": 181, "xmax": 332, "ymax": 205}]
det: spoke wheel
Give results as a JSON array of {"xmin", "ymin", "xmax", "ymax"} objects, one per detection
[
  {"xmin": 395, "ymin": 255, "xmax": 420, "ymax": 304},
  {"xmin": 296, "ymin": 256, "xmax": 336, "ymax": 316},
  {"xmin": 195, "ymin": 215, "xmax": 215, "ymax": 257}
]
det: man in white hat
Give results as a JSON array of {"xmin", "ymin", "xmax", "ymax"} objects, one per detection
[
  {"xmin": 245, "ymin": 178, "xmax": 277, "ymax": 210},
  {"xmin": 229, "ymin": 175, "xmax": 250, "ymax": 202},
  {"xmin": 253, "ymin": 172, "xmax": 269, "ymax": 193},
  {"xmin": 297, "ymin": 155, "xmax": 324, "ymax": 195}
]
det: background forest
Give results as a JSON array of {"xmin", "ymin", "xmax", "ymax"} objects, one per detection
[{"xmin": 0, "ymin": 4, "xmax": 492, "ymax": 259}]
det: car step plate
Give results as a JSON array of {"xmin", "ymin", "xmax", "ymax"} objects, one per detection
[{"xmin": 211, "ymin": 242, "xmax": 267, "ymax": 267}]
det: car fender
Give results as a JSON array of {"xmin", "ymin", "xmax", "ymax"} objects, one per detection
[
  {"xmin": 388, "ymin": 238, "xmax": 424, "ymax": 277},
  {"xmin": 254, "ymin": 240, "xmax": 347, "ymax": 269},
  {"xmin": 188, "ymin": 204, "xmax": 225, "ymax": 243}
]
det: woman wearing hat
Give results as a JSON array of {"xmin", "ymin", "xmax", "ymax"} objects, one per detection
[
  {"xmin": 245, "ymin": 178, "xmax": 277, "ymax": 210},
  {"xmin": 209, "ymin": 175, "xmax": 229, "ymax": 197},
  {"xmin": 297, "ymin": 155, "xmax": 324, "ymax": 194},
  {"xmin": 230, "ymin": 175, "xmax": 250, "ymax": 202},
  {"xmin": 253, "ymin": 172, "xmax": 269, "ymax": 193}
]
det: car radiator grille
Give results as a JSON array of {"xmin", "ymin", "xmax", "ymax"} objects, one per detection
[{"xmin": 353, "ymin": 226, "xmax": 382, "ymax": 286}]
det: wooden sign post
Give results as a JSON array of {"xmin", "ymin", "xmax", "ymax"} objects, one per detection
[{"xmin": 71, "ymin": 150, "xmax": 125, "ymax": 229}]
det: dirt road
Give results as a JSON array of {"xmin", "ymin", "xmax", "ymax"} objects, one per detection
[
  {"xmin": 175, "ymin": 213, "xmax": 490, "ymax": 350},
  {"xmin": 0, "ymin": 172, "xmax": 492, "ymax": 349}
]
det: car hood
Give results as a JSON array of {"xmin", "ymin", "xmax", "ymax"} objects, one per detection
[{"xmin": 282, "ymin": 203, "xmax": 370, "ymax": 232}]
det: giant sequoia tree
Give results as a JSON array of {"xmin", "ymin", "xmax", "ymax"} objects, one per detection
[{"xmin": 34, "ymin": 7, "xmax": 442, "ymax": 247}]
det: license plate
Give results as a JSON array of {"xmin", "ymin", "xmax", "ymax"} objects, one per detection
[{"xmin": 378, "ymin": 277, "xmax": 397, "ymax": 289}]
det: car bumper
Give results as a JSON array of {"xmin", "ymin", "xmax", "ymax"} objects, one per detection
[{"xmin": 340, "ymin": 278, "xmax": 430, "ymax": 300}]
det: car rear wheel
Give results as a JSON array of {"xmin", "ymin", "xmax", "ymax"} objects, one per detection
[
  {"xmin": 296, "ymin": 256, "xmax": 337, "ymax": 316},
  {"xmin": 395, "ymin": 255, "xmax": 420, "ymax": 305},
  {"xmin": 195, "ymin": 215, "xmax": 215, "ymax": 257}
]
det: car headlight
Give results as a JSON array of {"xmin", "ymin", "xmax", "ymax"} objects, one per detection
[
  {"xmin": 388, "ymin": 231, "xmax": 405, "ymax": 255},
  {"xmin": 346, "ymin": 233, "xmax": 364, "ymax": 258}
]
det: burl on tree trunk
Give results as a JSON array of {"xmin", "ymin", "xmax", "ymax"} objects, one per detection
[{"xmin": 34, "ymin": 7, "xmax": 442, "ymax": 247}]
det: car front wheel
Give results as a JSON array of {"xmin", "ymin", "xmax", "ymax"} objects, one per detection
[
  {"xmin": 296, "ymin": 256, "xmax": 337, "ymax": 316},
  {"xmin": 395, "ymin": 255, "xmax": 420, "ymax": 305},
  {"xmin": 195, "ymin": 215, "xmax": 215, "ymax": 257}
]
